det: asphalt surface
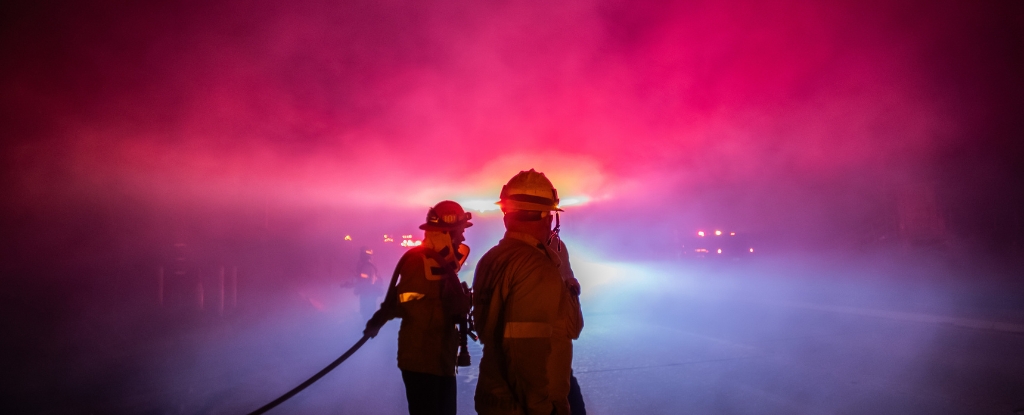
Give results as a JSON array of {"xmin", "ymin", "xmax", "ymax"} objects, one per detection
[{"xmin": 17, "ymin": 257, "xmax": 1024, "ymax": 414}]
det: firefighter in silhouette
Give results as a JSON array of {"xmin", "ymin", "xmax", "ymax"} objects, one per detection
[
  {"xmin": 364, "ymin": 200, "xmax": 473, "ymax": 415},
  {"xmin": 473, "ymin": 169, "xmax": 584, "ymax": 415},
  {"xmin": 352, "ymin": 246, "xmax": 381, "ymax": 321}
]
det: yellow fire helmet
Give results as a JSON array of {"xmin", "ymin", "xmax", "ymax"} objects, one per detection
[{"xmin": 497, "ymin": 169, "xmax": 563, "ymax": 212}]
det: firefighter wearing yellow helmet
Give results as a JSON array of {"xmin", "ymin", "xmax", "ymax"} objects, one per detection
[
  {"xmin": 473, "ymin": 169, "xmax": 584, "ymax": 415},
  {"xmin": 364, "ymin": 200, "xmax": 473, "ymax": 415}
]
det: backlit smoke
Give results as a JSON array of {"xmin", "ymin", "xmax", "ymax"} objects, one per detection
[
  {"xmin": 2, "ymin": 0, "xmax": 1022, "ymax": 413},
  {"xmin": 7, "ymin": 0, "xmax": 1017, "ymax": 216}
]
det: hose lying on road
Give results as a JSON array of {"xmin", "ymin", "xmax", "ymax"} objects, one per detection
[{"xmin": 246, "ymin": 334, "xmax": 370, "ymax": 415}]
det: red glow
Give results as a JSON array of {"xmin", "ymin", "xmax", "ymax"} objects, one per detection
[
  {"xmin": 2, "ymin": 0, "xmax": 980, "ymax": 219},
  {"xmin": 1, "ymin": 0, "xmax": 1017, "ymax": 256},
  {"xmin": 1, "ymin": 3, "xmax": 1021, "ymax": 413}
]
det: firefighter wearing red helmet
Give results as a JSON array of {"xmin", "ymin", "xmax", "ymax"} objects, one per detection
[
  {"xmin": 364, "ymin": 200, "xmax": 473, "ymax": 415},
  {"xmin": 473, "ymin": 170, "xmax": 584, "ymax": 415}
]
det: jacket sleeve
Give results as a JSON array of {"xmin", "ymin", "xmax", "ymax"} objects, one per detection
[
  {"xmin": 502, "ymin": 261, "xmax": 567, "ymax": 415},
  {"xmin": 395, "ymin": 252, "xmax": 434, "ymax": 319},
  {"xmin": 556, "ymin": 243, "xmax": 584, "ymax": 339},
  {"xmin": 555, "ymin": 240, "xmax": 574, "ymax": 281}
]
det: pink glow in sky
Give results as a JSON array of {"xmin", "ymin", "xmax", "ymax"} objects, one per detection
[
  {"xmin": 2, "ymin": 4, "xmax": 1023, "ymax": 412},
  {"xmin": 3, "ymin": 0, "xmax": 1021, "ymax": 235}
]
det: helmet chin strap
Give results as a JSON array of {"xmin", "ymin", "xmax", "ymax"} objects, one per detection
[{"xmin": 547, "ymin": 211, "xmax": 561, "ymax": 252}]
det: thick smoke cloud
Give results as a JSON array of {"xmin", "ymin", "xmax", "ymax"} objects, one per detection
[
  {"xmin": 2, "ymin": 1, "xmax": 1023, "ymax": 413},
  {"xmin": 4, "ymin": 0, "xmax": 1020, "ymax": 234}
]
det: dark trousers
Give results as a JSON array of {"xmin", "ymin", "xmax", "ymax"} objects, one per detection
[
  {"xmin": 401, "ymin": 370, "xmax": 457, "ymax": 415},
  {"xmin": 569, "ymin": 371, "xmax": 586, "ymax": 415}
]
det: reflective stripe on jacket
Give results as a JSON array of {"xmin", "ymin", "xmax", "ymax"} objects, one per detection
[
  {"xmin": 473, "ymin": 232, "xmax": 583, "ymax": 415},
  {"xmin": 395, "ymin": 247, "xmax": 460, "ymax": 376}
]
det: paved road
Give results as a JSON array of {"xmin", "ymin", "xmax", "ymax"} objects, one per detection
[
  {"xmin": 565, "ymin": 260, "xmax": 1024, "ymax": 415},
  {"xmin": 20, "ymin": 258, "xmax": 1024, "ymax": 414},
  {"xmin": 573, "ymin": 302, "xmax": 1024, "ymax": 414}
]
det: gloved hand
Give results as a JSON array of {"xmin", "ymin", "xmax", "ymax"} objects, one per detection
[
  {"xmin": 364, "ymin": 308, "xmax": 390, "ymax": 338},
  {"xmin": 364, "ymin": 318, "xmax": 384, "ymax": 338}
]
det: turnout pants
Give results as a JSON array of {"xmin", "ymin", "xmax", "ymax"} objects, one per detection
[
  {"xmin": 401, "ymin": 370, "xmax": 457, "ymax": 415},
  {"xmin": 569, "ymin": 371, "xmax": 586, "ymax": 415}
]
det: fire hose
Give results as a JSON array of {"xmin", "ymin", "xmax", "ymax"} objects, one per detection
[
  {"xmin": 246, "ymin": 254, "xmax": 410, "ymax": 414},
  {"xmin": 245, "ymin": 334, "xmax": 370, "ymax": 415},
  {"xmin": 245, "ymin": 248, "xmax": 474, "ymax": 414},
  {"xmin": 245, "ymin": 312, "xmax": 474, "ymax": 415}
]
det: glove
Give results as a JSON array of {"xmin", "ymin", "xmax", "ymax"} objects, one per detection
[
  {"xmin": 364, "ymin": 318, "xmax": 383, "ymax": 338},
  {"xmin": 363, "ymin": 308, "xmax": 391, "ymax": 338}
]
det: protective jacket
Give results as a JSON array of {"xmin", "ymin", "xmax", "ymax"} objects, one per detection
[
  {"xmin": 393, "ymin": 246, "xmax": 462, "ymax": 377},
  {"xmin": 473, "ymin": 232, "xmax": 584, "ymax": 415},
  {"xmin": 548, "ymin": 239, "xmax": 576, "ymax": 285}
]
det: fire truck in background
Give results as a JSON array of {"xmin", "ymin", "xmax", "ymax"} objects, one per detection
[
  {"xmin": 340, "ymin": 232, "xmax": 425, "ymax": 269},
  {"xmin": 678, "ymin": 229, "xmax": 756, "ymax": 260}
]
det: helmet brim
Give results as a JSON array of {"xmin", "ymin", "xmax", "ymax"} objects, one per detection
[
  {"xmin": 496, "ymin": 200, "xmax": 563, "ymax": 212},
  {"xmin": 418, "ymin": 222, "xmax": 473, "ymax": 231}
]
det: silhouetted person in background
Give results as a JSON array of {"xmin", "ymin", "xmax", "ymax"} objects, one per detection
[
  {"xmin": 352, "ymin": 246, "xmax": 381, "ymax": 321},
  {"xmin": 364, "ymin": 201, "xmax": 474, "ymax": 415}
]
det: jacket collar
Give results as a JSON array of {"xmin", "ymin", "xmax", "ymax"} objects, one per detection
[
  {"xmin": 504, "ymin": 231, "xmax": 542, "ymax": 248},
  {"xmin": 504, "ymin": 231, "xmax": 561, "ymax": 266}
]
